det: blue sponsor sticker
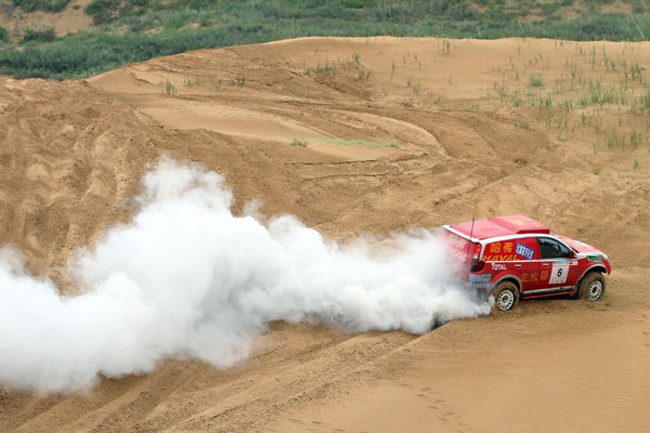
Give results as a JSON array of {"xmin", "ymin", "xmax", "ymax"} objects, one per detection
[{"xmin": 515, "ymin": 242, "xmax": 535, "ymax": 260}]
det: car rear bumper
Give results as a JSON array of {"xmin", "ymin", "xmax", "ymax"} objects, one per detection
[{"xmin": 468, "ymin": 273, "xmax": 491, "ymax": 292}]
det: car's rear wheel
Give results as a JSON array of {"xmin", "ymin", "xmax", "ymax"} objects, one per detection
[
  {"xmin": 576, "ymin": 272, "xmax": 606, "ymax": 301},
  {"xmin": 492, "ymin": 281, "xmax": 520, "ymax": 312}
]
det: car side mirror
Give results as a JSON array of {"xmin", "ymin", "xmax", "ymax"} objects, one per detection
[{"xmin": 570, "ymin": 250, "xmax": 576, "ymax": 259}]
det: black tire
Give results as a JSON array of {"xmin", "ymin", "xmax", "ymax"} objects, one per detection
[
  {"xmin": 492, "ymin": 281, "xmax": 520, "ymax": 312},
  {"xmin": 576, "ymin": 272, "xmax": 606, "ymax": 301}
]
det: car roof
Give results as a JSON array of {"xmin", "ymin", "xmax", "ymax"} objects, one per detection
[{"xmin": 447, "ymin": 214, "xmax": 550, "ymax": 240}]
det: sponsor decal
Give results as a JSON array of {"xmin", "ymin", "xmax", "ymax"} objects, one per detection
[
  {"xmin": 491, "ymin": 263, "xmax": 507, "ymax": 271},
  {"xmin": 587, "ymin": 255, "xmax": 603, "ymax": 263},
  {"xmin": 484, "ymin": 242, "xmax": 516, "ymax": 261},
  {"xmin": 515, "ymin": 242, "xmax": 535, "ymax": 260},
  {"xmin": 483, "ymin": 254, "xmax": 516, "ymax": 262},
  {"xmin": 520, "ymin": 272, "xmax": 540, "ymax": 283},
  {"xmin": 540, "ymin": 269, "xmax": 550, "ymax": 281},
  {"xmin": 489, "ymin": 243, "xmax": 501, "ymax": 253},
  {"xmin": 570, "ymin": 260, "xmax": 578, "ymax": 266}
]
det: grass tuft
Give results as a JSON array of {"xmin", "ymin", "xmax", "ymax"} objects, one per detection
[
  {"xmin": 290, "ymin": 138, "xmax": 309, "ymax": 147},
  {"xmin": 318, "ymin": 138, "xmax": 399, "ymax": 148},
  {"xmin": 164, "ymin": 80, "xmax": 175, "ymax": 95},
  {"xmin": 529, "ymin": 74, "xmax": 544, "ymax": 88}
]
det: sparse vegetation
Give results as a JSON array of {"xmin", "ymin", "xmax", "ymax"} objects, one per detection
[
  {"xmin": 477, "ymin": 32, "xmax": 650, "ymax": 165},
  {"xmin": 407, "ymin": 78, "xmax": 421, "ymax": 96},
  {"xmin": 0, "ymin": 0, "xmax": 648, "ymax": 169},
  {"xmin": 290, "ymin": 138, "xmax": 309, "ymax": 147},
  {"xmin": 3, "ymin": 1, "xmax": 650, "ymax": 78},
  {"xmin": 357, "ymin": 69, "xmax": 372, "ymax": 81}
]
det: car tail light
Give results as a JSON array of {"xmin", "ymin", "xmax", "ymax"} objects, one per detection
[
  {"xmin": 470, "ymin": 259, "xmax": 485, "ymax": 272},
  {"xmin": 469, "ymin": 243, "xmax": 485, "ymax": 272}
]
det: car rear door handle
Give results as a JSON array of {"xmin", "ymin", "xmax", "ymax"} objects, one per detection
[
  {"xmin": 542, "ymin": 263, "xmax": 550, "ymax": 266},
  {"xmin": 515, "ymin": 264, "xmax": 522, "ymax": 268}
]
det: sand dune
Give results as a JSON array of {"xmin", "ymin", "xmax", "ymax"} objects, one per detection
[{"xmin": 1, "ymin": 37, "xmax": 649, "ymax": 432}]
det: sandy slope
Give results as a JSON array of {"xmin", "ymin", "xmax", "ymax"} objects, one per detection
[
  {"xmin": 0, "ymin": 37, "xmax": 649, "ymax": 432},
  {"xmin": 0, "ymin": 0, "xmax": 93, "ymax": 41}
]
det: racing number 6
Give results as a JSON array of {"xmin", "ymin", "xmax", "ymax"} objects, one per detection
[{"xmin": 549, "ymin": 264, "xmax": 569, "ymax": 284}]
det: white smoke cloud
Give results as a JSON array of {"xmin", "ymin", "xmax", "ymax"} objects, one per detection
[{"xmin": 0, "ymin": 158, "xmax": 489, "ymax": 394}]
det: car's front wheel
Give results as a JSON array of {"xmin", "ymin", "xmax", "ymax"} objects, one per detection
[
  {"xmin": 492, "ymin": 281, "xmax": 520, "ymax": 312},
  {"xmin": 576, "ymin": 272, "xmax": 606, "ymax": 301}
]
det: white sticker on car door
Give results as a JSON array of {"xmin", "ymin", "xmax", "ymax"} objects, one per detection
[{"xmin": 549, "ymin": 263, "xmax": 570, "ymax": 284}]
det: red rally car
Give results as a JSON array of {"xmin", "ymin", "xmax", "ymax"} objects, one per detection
[{"xmin": 443, "ymin": 215, "xmax": 611, "ymax": 312}]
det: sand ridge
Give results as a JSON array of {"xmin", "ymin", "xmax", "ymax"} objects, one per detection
[{"xmin": 0, "ymin": 37, "xmax": 649, "ymax": 432}]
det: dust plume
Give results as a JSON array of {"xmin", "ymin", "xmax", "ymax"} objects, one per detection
[{"xmin": 0, "ymin": 158, "xmax": 489, "ymax": 394}]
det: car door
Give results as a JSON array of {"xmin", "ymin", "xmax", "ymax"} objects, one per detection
[
  {"xmin": 511, "ymin": 237, "xmax": 543, "ymax": 294},
  {"xmin": 536, "ymin": 237, "xmax": 576, "ymax": 290}
]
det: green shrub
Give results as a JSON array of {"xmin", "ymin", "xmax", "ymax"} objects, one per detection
[
  {"xmin": 341, "ymin": 0, "xmax": 373, "ymax": 8},
  {"xmin": 0, "ymin": 26, "xmax": 9, "ymax": 43},
  {"xmin": 12, "ymin": 0, "xmax": 71, "ymax": 13},
  {"xmin": 85, "ymin": 0, "xmax": 122, "ymax": 24},
  {"xmin": 529, "ymin": 74, "xmax": 544, "ymax": 87},
  {"xmin": 22, "ymin": 28, "xmax": 57, "ymax": 43},
  {"xmin": 128, "ymin": 0, "xmax": 150, "ymax": 6},
  {"xmin": 84, "ymin": 0, "xmax": 154, "ymax": 24},
  {"xmin": 51, "ymin": 0, "xmax": 70, "ymax": 12},
  {"xmin": 631, "ymin": 0, "xmax": 646, "ymax": 14},
  {"xmin": 541, "ymin": 2, "xmax": 561, "ymax": 18}
]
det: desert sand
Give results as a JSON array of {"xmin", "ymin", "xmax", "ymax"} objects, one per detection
[{"xmin": 0, "ymin": 37, "xmax": 649, "ymax": 432}]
